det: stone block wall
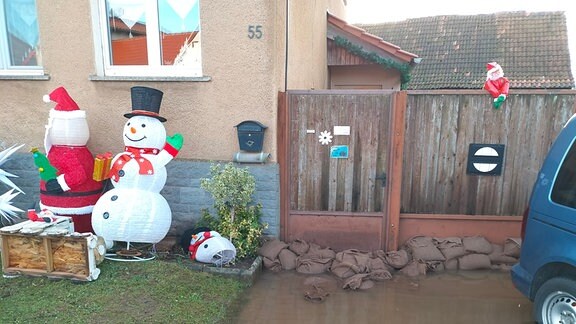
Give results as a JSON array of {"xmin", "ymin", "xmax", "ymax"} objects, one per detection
[{"xmin": 2, "ymin": 154, "xmax": 280, "ymax": 238}]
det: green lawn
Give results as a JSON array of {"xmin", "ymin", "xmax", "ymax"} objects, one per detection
[{"xmin": 0, "ymin": 258, "xmax": 248, "ymax": 323}]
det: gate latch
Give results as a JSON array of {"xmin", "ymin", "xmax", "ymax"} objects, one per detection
[{"xmin": 375, "ymin": 173, "xmax": 387, "ymax": 187}]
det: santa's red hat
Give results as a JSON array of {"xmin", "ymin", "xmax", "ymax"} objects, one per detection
[
  {"xmin": 43, "ymin": 87, "xmax": 86, "ymax": 119},
  {"xmin": 486, "ymin": 62, "xmax": 502, "ymax": 72}
]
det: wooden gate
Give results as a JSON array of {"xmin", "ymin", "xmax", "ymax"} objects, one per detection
[{"xmin": 278, "ymin": 90, "xmax": 406, "ymax": 251}]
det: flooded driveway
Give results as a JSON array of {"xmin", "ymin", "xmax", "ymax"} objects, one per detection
[{"xmin": 232, "ymin": 269, "xmax": 533, "ymax": 324}]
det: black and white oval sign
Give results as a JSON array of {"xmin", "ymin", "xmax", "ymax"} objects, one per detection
[{"xmin": 466, "ymin": 144, "xmax": 505, "ymax": 175}]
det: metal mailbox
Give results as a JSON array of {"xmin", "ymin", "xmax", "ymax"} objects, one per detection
[{"xmin": 235, "ymin": 120, "xmax": 267, "ymax": 152}]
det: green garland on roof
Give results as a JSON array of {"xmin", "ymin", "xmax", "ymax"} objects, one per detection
[{"xmin": 334, "ymin": 35, "xmax": 413, "ymax": 90}]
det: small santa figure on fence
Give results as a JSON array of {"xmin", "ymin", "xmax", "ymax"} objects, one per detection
[{"xmin": 483, "ymin": 62, "xmax": 510, "ymax": 109}]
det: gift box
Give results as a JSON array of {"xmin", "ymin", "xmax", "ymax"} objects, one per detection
[{"xmin": 93, "ymin": 152, "xmax": 112, "ymax": 181}]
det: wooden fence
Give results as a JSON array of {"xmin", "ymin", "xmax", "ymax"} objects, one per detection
[{"xmin": 402, "ymin": 90, "xmax": 576, "ymax": 216}]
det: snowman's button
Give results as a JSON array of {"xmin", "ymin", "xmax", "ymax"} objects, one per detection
[
  {"xmin": 118, "ymin": 170, "xmax": 125, "ymax": 177},
  {"xmin": 111, "ymin": 195, "xmax": 118, "ymax": 201},
  {"xmin": 103, "ymin": 212, "xmax": 109, "ymax": 219}
]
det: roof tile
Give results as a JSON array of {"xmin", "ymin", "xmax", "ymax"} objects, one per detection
[{"xmin": 357, "ymin": 11, "xmax": 575, "ymax": 89}]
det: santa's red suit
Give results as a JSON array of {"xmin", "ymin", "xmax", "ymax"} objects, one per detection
[
  {"xmin": 39, "ymin": 87, "xmax": 103, "ymax": 233},
  {"xmin": 484, "ymin": 76, "xmax": 509, "ymax": 99}
]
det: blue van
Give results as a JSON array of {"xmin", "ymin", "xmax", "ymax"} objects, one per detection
[{"xmin": 511, "ymin": 113, "xmax": 576, "ymax": 323}]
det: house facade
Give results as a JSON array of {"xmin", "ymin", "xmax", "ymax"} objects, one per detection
[
  {"xmin": 0, "ymin": 0, "xmax": 352, "ymax": 238},
  {"xmin": 5, "ymin": 2, "xmax": 570, "ymax": 250}
]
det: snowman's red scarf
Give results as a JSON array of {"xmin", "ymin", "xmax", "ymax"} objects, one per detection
[
  {"xmin": 108, "ymin": 146, "xmax": 159, "ymax": 182},
  {"xmin": 189, "ymin": 231, "xmax": 212, "ymax": 260}
]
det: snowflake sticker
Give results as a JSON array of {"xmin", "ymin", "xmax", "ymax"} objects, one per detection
[{"xmin": 319, "ymin": 130, "xmax": 333, "ymax": 145}]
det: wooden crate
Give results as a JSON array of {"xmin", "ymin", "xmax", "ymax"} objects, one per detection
[{"xmin": 1, "ymin": 230, "xmax": 103, "ymax": 281}]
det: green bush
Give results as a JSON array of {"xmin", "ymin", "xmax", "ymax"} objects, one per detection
[{"xmin": 199, "ymin": 163, "xmax": 267, "ymax": 259}]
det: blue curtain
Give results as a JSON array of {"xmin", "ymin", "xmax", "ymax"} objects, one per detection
[{"xmin": 5, "ymin": 0, "xmax": 39, "ymax": 47}]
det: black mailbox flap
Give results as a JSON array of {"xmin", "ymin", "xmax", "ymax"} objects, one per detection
[
  {"xmin": 236, "ymin": 120, "xmax": 267, "ymax": 133},
  {"xmin": 235, "ymin": 120, "xmax": 267, "ymax": 152}
]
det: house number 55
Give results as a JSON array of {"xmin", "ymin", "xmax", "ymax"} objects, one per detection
[{"xmin": 248, "ymin": 25, "xmax": 263, "ymax": 39}]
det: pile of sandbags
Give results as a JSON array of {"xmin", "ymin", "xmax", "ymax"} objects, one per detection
[
  {"xmin": 405, "ymin": 236, "xmax": 521, "ymax": 272},
  {"xmin": 258, "ymin": 239, "xmax": 412, "ymax": 290},
  {"xmin": 257, "ymin": 236, "xmax": 522, "ymax": 289}
]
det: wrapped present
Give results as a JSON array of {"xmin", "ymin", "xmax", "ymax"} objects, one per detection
[{"xmin": 93, "ymin": 152, "xmax": 112, "ymax": 181}]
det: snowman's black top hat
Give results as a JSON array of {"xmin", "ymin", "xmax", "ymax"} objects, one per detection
[{"xmin": 124, "ymin": 86, "xmax": 167, "ymax": 122}]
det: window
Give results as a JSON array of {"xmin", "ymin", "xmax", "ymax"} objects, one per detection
[
  {"xmin": 0, "ymin": 0, "xmax": 43, "ymax": 76},
  {"xmin": 551, "ymin": 140, "xmax": 576, "ymax": 209},
  {"xmin": 93, "ymin": 0, "xmax": 202, "ymax": 78}
]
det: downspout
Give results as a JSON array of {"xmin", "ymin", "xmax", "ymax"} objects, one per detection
[{"xmin": 284, "ymin": 0, "xmax": 289, "ymax": 91}]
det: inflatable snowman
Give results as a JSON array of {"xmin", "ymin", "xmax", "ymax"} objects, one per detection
[{"xmin": 91, "ymin": 86, "xmax": 183, "ymax": 247}]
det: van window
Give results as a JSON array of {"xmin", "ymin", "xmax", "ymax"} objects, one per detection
[{"xmin": 551, "ymin": 141, "xmax": 576, "ymax": 208}]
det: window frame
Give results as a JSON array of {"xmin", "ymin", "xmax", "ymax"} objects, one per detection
[
  {"xmin": 91, "ymin": 0, "xmax": 203, "ymax": 78},
  {"xmin": 0, "ymin": 0, "xmax": 44, "ymax": 77},
  {"xmin": 551, "ymin": 138, "xmax": 576, "ymax": 209}
]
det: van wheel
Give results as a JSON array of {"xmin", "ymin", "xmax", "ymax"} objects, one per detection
[{"xmin": 534, "ymin": 277, "xmax": 576, "ymax": 324}]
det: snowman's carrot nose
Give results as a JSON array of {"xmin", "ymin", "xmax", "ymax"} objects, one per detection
[{"xmin": 130, "ymin": 127, "xmax": 136, "ymax": 134}]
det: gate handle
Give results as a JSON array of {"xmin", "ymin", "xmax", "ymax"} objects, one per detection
[{"xmin": 375, "ymin": 173, "xmax": 387, "ymax": 187}]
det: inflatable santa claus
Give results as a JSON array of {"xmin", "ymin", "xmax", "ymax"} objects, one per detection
[
  {"xmin": 483, "ymin": 62, "xmax": 510, "ymax": 109},
  {"xmin": 39, "ymin": 86, "xmax": 103, "ymax": 233}
]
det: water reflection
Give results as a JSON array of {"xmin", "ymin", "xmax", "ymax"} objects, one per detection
[{"xmin": 232, "ymin": 269, "xmax": 533, "ymax": 324}]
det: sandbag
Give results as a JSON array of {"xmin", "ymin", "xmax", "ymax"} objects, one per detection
[
  {"xmin": 488, "ymin": 243, "xmax": 518, "ymax": 265},
  {"xmin": 399, "ymin": 260, "xmax": 427, "ymax": 277},
  {"xmin": 278, "ymin": 248, "xmax": 298, "ymax": 270},
  {"xmin": 289, "ymin": 239, "xmax": 310, "ymax": 256},
  {"xmin": 342, "ymin": 273, "xmax": 370, "ymax": 290},
  {"xmin": 331, "ymin": 250, "xmax": 366, "ymax": 279},
  {"xmin": 406, "ymin": 236, "xmax": 446, "ymax": 261},
  {"xmin": 462, "ymin": 236, "xmax": 493, "ymax": 254},
  {"xmin": 503, "ymin": 238, "xmax": 522, "ymax": 258},
  {"xmin": 439, "ymin": 246, "xmax": 467, "ymax": 261},
  {"xmin": 368, "ymin": 256, "xmax": 393, "ymax": 272},
  {"xmin": 458, "ymin": 253, "xmax": 492, "ymax": 270},
  {"xmin": 307, "ymin": 243, "xmax": 337, "ymax": 259},
  {"xmin": 296, "ymin": 254, "xmax": 333, "ymax": 274},
  {"xmin": 383, "ymin": 249, "xmax": 410, "ymax": 269},
  {"xmin": 302, "ymin": 276, "xmax": 337, "ymax": 303},
  {"xmin": 433, "ymin": 237, "xmax": 463, "ymax": 249},
  {"xmin": 444, "ymin": 258, "xmax": 458, "ymax": 271},
  {"xmin": 258, "ymin": 239, "xmax": 288, "ymax": 260},
  {"xmin": 263, "ymin": 256, "xmax": 282, "ymax": 272},
  {"xmin": 426, "ymin": 261, "xmax": 445, "ymax": 272},
  {"xmin": 435, "ymin": 237, "xmax": 467, "ymax": 260},
  {"xmin": 331, "ymin": 261, "xmax": 361, "ymax": 279},
  {"xmin": 368, "ymin": 269, "xmax": 393, "ymax": 281}
]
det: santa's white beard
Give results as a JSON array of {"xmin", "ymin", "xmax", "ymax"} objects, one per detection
[{"xmin": 487, "ymin": 69, "xmax": 504, "ymax": 81}]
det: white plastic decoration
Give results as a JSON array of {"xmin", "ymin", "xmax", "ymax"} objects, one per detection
[
  {"xmin": 91, "ymin": 189, "xmax": 171, "ymax": 244},
  {"xmin": 92, "ymin": 87, "xmax": 183, "ymax": 248},
  {"xmin": 0, "ymin": 144, "xmax": 25, "ymax": 226},
  {"xmin": 191, "ymin": 231, "xmax": 237, "ymax": 266},
  {"xmin": 319, "ymin": 130, "xmax": 333, "ymax": 145}
]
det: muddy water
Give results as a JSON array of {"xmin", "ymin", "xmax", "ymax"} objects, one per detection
[{"xmin": 232, "ymin": 269, "xmax": 533, "ymax": 324}]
